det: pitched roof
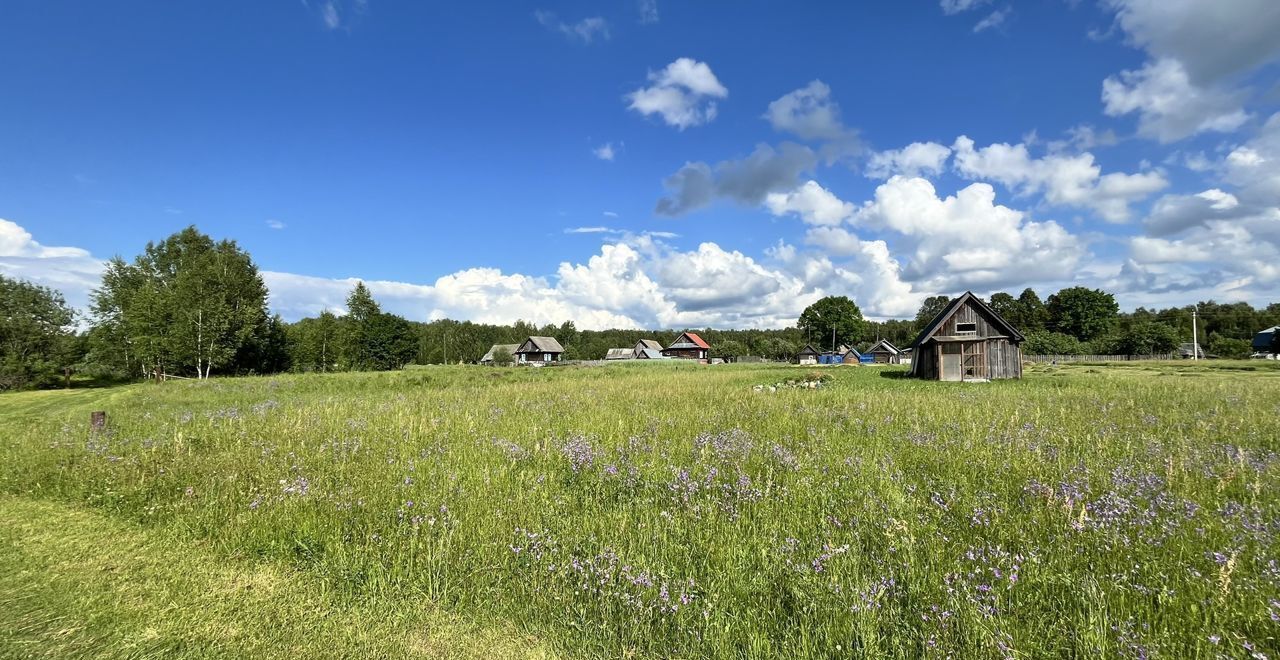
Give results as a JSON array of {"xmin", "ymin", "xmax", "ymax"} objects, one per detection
[
  {"xmin": 797, "ymin": 344, "xmax": 821, "ymax": 356},
  {"xmin": 867, "ymin": 339, "xmax": 901, "ymax": 355},
  {"xmin": 909, "ymin": 291, "xmax": 1025, "ymax": 349},
  {"xmin": 605, "ymin": 348, "xmax": 633, "ymax": 359},
  {"xmin": 481, "ymin": 344, "xmax": 519, "ymax": 362},
  {"xmin": 667, "ymin": 332, "xmax": 710, "ymax": 350},
  {"xmin": 516, "ymin": 336, "xmax": 565, "ymax": 353},
  {"xmin": 636, "ymin": 348, "xmax": 666, "ymax": 359},
  {"xmin": 635, "ymin": 339, "xmax": 663, "ymax": 350}
]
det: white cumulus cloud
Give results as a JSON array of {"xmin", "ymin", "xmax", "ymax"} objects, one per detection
[
  {"xmin": 865, "ymin": 142, "xmax": 952, "ymax": 179},
  {"xmin": 764, "ymin": 181, "xmax": 854, "ymax": 226},
  {"xmin": 1102, "ymin": 58, "xmax": 1250, "ymax": 143},
  {"xmin": 951, "ymin": 135, "xmax": 1167, "ymax": 221},
  {"xmin": 627, "ymin": 58, "xmax": 728, "ymax": 130}
]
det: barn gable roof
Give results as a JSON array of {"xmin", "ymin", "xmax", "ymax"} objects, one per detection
[
  {"xmin": 668, "ymin": 332, "xmax": 710, "ymax": 350},
  {"xmin": 481, "ymin": 344, "xmax": 520, "ymax": 362},
  {"xmin": 867, "ymin": 339, "xmax": 901, "ymax": 355},
  {"xmin": 605, "ymin": 348, "xmax": 633, "ymax": 360},
  {"xmin": 635, "ymin": 339, "xmax": 664, "ymax": 351},
  {"xmin": 516, "ymin": 336, "xmax": 565, "ymax": 354},
  {"xmin": 909, "ymin": 291, "xmax": 1025, "ymax": 349},
  {"xmin": 797, "ymin": 344, "xmax": 820, "ymax": 356}
]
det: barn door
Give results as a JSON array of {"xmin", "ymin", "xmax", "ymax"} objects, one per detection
[
  {"xmin": 941, "ymin": 343, "xmax": 962, "ymax": 381},
  {"xmin": 963, "ymin": 342, "xmax": 985, "ymax": 380}
]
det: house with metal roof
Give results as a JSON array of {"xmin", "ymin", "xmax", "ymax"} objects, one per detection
[
  {"xmin": 635, "ymin": 348, "xmax": 667, "ymax": 359},
  {"xmin": 663, "ymin": 332, "xmax": 710, "ymax": 362},
  {"xmin": 908, "ymin": 291, "xmax": 1024, "ymax": 381},
  {"xmin": 633, "ymin": 339, "xmax": 664, "ymax": 358},
  {"xmin": 515, "ymin": 336, "xmax": 564, "ymax": 365},
  {"xmin": 480, "ymin": 344, "xmax": 519, "ymax": 365},
  {"xmin": 605, "ymin": 348, "xmax": 634, "ymax": 360}
]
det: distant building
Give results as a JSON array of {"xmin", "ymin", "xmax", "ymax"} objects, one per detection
[
  {"xmin": 663, "ymin": 332, "xmax": 710, "ymax": 362},
  {"xmin": 605, "ymin": 348, "xmax": 634, "ymax": 360},
  {"xmin": 480, "ymin": 344, "xmax": 519, "ymax": 365},
  {"xmin": 797, "ymin": 344, "xmax": 820, "ymax": 365},
  {"xmin": 841, "ymin": 347, "xmax": 863, "ymax": 365},
  {"xmin": 909, "ymin": 291, "xmax": 1024, "ymax": 381},
  {"xmin": 633, "ymin": 339, "xmax": 664, "ymax": 359},
  {"xmin": 866, "ymin": 339, "xmax": 904, "ymax": 364},
  {"xmin": 1177, "ymin": 342, "xmax": 1206, "ymax": 359},
  {"xmin": 515, "ymin": 336, "xmax": 564, "ymax": 365},
  {"xmin": 1252, "ymin": 326, "xmax": 1278, "ymax": 356}
]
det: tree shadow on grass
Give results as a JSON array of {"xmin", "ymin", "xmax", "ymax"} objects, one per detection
[{"xmin": 877, "ymin": 370, "xmax": 911, "ymax": 380}]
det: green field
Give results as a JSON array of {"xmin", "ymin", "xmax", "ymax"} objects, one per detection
[{"xmin": 2, "ymin": 361, "xmax": 1279, "ymax": 658}]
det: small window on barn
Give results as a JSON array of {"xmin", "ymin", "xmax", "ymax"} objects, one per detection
[{"xmin": 956, "ymin": 322, "xmax": 977, "ymax": 334}]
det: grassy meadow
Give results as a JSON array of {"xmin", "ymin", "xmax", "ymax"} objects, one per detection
[{"xmin": 2, "ymin": 361, "xmax": 1279, "ymax": 658}]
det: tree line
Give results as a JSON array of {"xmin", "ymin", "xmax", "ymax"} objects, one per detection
[{"xmin": 2, "ymin": 226, "xmax": 1278, "ymax": 389}]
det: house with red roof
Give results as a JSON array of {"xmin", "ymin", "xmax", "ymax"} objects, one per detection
[{"xmin": 663, "ymin": 332, "xmax": 710, "ymax": 363}]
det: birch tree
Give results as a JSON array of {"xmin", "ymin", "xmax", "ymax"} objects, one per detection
[{"xmin": 90, "ymin": 226, "xmax": 268, "ymax": 380}]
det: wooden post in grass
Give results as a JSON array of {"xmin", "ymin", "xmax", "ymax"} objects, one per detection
[{"xmin": 90, "ymin": 411, "xmax": 107, "ymax": 431}]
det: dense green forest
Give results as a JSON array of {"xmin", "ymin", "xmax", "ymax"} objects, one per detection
[{"xmin": 2, "ymin": 226, "xmax": 1278, "ymax": 389}]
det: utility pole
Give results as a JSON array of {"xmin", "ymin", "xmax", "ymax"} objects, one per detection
[
  {"xmin": 1191, "ymin": 307, "xmax": 1199, "ymax": 361},
  {"xmin": 832, "ymin": 327, "xmax": 836, "ymax": 353}
]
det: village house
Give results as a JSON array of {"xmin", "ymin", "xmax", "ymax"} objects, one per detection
[
  {"xmin": 480, "ymin": 344, "xmax": 519, "ymax": 365},
  {"xmin": 633, "ymin": 339, "xmax": 664, "ymax": 359},
  {"xmin": 663, "ymin": 332, "xmax": 710, "ymax": 362},
  {"xmin": 866, "ymin": 339, "xmax": 904, "ymax": 364},
  {"xmin": 605, "ymin": 348, "xmax": 633, "ymax": 360},
  {"xmin": 908, "ymin": 291, "xmax": 1024, "ymax": 381},
  {"xmin": 635, "ymin": 348, "xmax": 666, "ymax": 359},
  {"xmin": 514, "ymin": 336, "xmax": 564, "ymax": 365},
  {"xmin": 841, "ymin": 347, "xmax": 863, "ymax": 365},
  {"xmin": 797, "ymin": 344, "xmax": 820, "ymax": 365}
]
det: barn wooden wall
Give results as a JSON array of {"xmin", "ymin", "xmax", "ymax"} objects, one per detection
[{"xmin": 913, "ymin": 298, "xmax": 1023, "ymax": 380}]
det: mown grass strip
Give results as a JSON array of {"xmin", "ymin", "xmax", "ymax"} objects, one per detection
[{"xmin": 0, "ymin": 495, "xmax": 553, "ymax": 659}]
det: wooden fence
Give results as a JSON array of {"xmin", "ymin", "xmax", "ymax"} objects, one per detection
[{"xmin": 1024, "ymin": 354, "xmax": 1175, "ymax": 363}]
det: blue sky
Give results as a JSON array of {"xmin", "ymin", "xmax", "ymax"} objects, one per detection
[{"xmin": 2, "ymin": 1, "xmax": 1278, "ymax": 329}]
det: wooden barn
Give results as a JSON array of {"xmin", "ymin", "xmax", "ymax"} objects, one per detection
[
  {"xmin": 663, "ymin": 332, "xmax": 710, "ymax": 362},
  {"xmin": 841, "ymin": 347, "xmax": 863, "ymax": 365},
  {"xmin": 633, "ymin": 339, "xmax": 664, "ymax": 358},
  {"xmin": 866, "ymin": 339, "xmax": 904, "ymax": 364},
  {"xmin": 515, "ymin": 336, "xmax": 564, "ymax": 365},
  {"xmin": 908, "ymin": 292, "xmax": 1024, "ymax": 381},
  {"xmin": 605, "ymin": 348, "xmax": 633, "ymax": 360},
  {"xmin": 480, "ymin": 344, "xmax": 519, "ymax": 365},
  {"xmin": 797, "ymin": 344, "xmax": 820, "ymax": 365}
]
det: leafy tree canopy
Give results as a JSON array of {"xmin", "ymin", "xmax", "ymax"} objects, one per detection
[
  {"xmin": 1046, "ymin": 287, "xmax": 1119, "ymax": 341},
  {"xmin": 798, "ymin": 296, "xmax": 865, "ymax": 350},
  {"xmin": 0, "ymin": 274, "xmax": 78, "ymax": 390}
]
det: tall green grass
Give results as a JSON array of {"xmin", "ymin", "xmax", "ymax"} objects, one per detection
[{"xmin": 2, "ymin": 361, "xmax": 1278, "ymax": 658}]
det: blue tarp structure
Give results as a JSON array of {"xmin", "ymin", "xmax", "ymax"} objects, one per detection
[
  {"xmin": 859, "ymin": 354, "xmax": 875, "ymax": 364},
  {"xmin": 1254, "ymin": 326, "xmax": 1278, "ymax": 353}
]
